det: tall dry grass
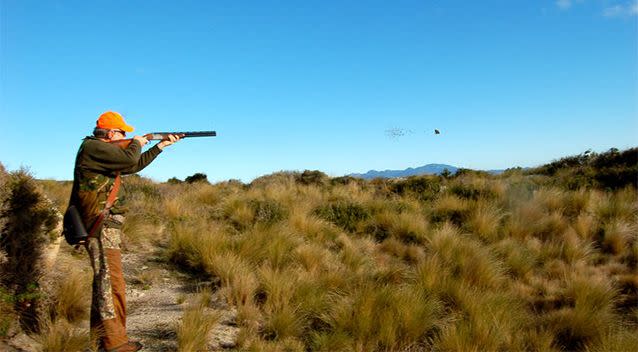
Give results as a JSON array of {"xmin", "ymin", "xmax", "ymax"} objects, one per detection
[
  {"xmin": 176, "ymin": 290, "xmax": 221, "ymax": 352},
  {"xmin": 130, "ymin": 168, "xmax": 638, "ymax": 350}
]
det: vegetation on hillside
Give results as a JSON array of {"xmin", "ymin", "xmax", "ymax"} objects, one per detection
[
  {"xmin": 525, "ymin": 147, "xmax": 637, "ymax": 190},
  {"xmin": 128, "ymin": 147, "xmax": 636, "ymax": 351},
  {"xmin": 2, "ymin": 147, "xmax": 636, "ymax": 351}
]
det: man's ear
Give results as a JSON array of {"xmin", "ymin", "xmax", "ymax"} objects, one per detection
[{"xmin": 106, "ymin": 130, "xmax": 114, "ymax": 140}]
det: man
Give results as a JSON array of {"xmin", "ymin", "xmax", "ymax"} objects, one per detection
[{"xmin": 69, "ymin": 111, "xmax": 179, "ymax": 351}]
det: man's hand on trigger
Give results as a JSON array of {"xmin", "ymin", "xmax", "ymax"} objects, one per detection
[
  {"xmin": 157, "ymin": 134, "xmax": 181, "ymax": 150},
  {"xmin": 133, "ymin": 135, "xmax": 149, "ymax": 146}
]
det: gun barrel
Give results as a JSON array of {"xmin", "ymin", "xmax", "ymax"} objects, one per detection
[{"xmin": 146, "ymin": 131, "xmax": 217, "ymax": 140}]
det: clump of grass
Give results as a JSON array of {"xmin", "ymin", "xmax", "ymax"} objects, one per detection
[
  {"xmin": 573, "ymin": 213, "xmax": 597, "ymax": 241},
  {"xmin": 503, "ymin": 201, "xmax": 545, "ymax": 240},
  {"xmin": 436, "ymin": 288, "xmax": 527, "ymax": 351},
  {"xmin": 235, "ymin": 226, "xmax": 301, "ymax": 269},
  {"xmin": 533, "ymin": 188, "xmax": 566, "ymax": 213},
  {"xmin": 34, "ymin": 318, "xmax": 90, "ymax": 352},
  {"xmin": 293, "ymin": 243, "xmax": 335, "ymax": 273},
  {"xmin": 177, "ymin": 291, "xmax": 221, "ymax": 352},
  {"xmin": 320, "ymin": 283, "xmax": 443, "ymax": 351},
  {"xmin": 466, "ymin": 201, "xmax": 504, "ymax": 243},
  {"xmin": 222, "ymin": 196, "xmax": 256, "ymax": 230},
  {"xmin": 204, "ymin": 252, "xmax": 258, "ymax": 307},
  {"xmin": 430, "ymin": 194, "xmax": 470, "ymax": 225},
  {"xmin": 245, "ymin": 337, "xmax": 305, "ymax": 352},
  {"xmin": 51, "ymin": 269, "xmax": 90, "ymax": 323},
  {"xmin": 536, "ymin": 211, "xmax": 569, "ymax": 241},
  {"xmin": 492, "ymin": 238, "xmax": 539, "ymax": 278},
  {"xmin": 428, "ymin": 224, "xmax": 505, "ymax": 289},
  {"xmin": 561, "ymin": 188, "xmax": 591, "ymax": 219},
  {"xmin": 542, "ymin": 275, "xmax": 618, "ymax": 350},
  {"xmin": 557, "ymin": 227, "xmax": 593, "ymax": 264},
  {"xmin": 367, "ymin": 209, "xmax": 429, "ymax": 244},
  {"xmin": 601, "ymin": 219, "xmax": 635, "ymax": 256},
  {"xmin": 449, "ymin": 176, "xmax": 504, "ymax": 202},
  {"xmin": 593, "ymin": 187, "xmax": 637, "ymax": 223},
  {"xmin": 167, "ymin": 220, "xmax": 230, "ymax": 271}
]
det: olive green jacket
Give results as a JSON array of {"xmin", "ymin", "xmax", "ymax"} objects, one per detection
[{"xmin": 69, "ymin": 137, "xmax": 162, "ymax": 229}]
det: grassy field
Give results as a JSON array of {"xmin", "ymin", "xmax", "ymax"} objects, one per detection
[
  {"xmin": 126, "ymin": 148, "xmax": 636, "ymax": 351},
  {"xmin": 2, "ymin": 148, "xmax": 637, "ymax": 351}
]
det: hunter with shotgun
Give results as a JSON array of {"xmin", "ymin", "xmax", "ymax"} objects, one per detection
[{"xmin": 63, "ymin": 111, "xmax": 215, "ymax": 351}]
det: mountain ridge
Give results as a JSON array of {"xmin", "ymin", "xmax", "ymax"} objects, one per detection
[{"xmin": 349, "ymin": 163, "xmax": 460, "ymax": 179}]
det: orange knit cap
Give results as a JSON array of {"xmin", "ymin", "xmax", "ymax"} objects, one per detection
[{"xmin": 96, "ymin": 111, "xmax": 135, "ymax": 132}]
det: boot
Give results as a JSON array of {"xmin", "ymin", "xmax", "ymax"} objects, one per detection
[{"xmin": 107, "ymin": 341, "xmax": 143, "ymax": 352}]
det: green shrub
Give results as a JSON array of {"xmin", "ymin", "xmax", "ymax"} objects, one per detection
[
  {"xmin": 313, "ymin": 202, "xmax": 371, "ymax": 233},
  {"xmin": 527, "ymin": 147, "xmax": 638, "ymax": 190},
  {"xmin": 296, "ymin": 170, "xmax": 328, "ymax": 186},
  {"xmin": 185, "ymin": 172, "xmax": 209, "ymax": 184},
  {"xmin": 389, "ymin": 176, "xmax": 442, "ymax": 201},
  {"xmin": 330, "ymin": 176, "xmax": 364, "ymax": 186},
  {"xmin": 250, "ymin": 199, "xmax": 288, "ymax": 226},
  {"xmin": 0, "ymin": 170, "xmax": 59, "ymax": 332}
]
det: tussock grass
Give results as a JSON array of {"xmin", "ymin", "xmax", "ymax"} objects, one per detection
[
  {"xmin": 428, "ymin": 224, "xmax": 505, "ymax": 289},
  {"xmin": 320, "ymin": 283, "xmax": 442, "ymax": 351},
  {"xmin": 34, "ymin": 318, "xmax": 90, "ymax": 352},
  {"xmin": 367, "ymin": 209, "xmax": 430, "ymax": 244},
  {"xmin": 437, "ymin": 289, "xmax": 527, "ymax": 351},
  {"xmin": 493, "ymin": 238, "xmax": 539, "ymax": 278},
  {"xmin": 51, "ymin": 269, "xmax": 90, "ymax": 323},
  {"xmin": 542, "ymin": 276, "xmax": 619, "ymax": 350},
  {"xmin": 235, "ymin": 226, "xmax": 300, "ymax": 269},
  {"xmin": 106, "ymin": 161, "xmax": 638, "ymax": 350},
  {"xmin": 601, "ymin": 219, "xmax": 635, "ymax": 255},
  {"xmin": 466, "ymin": 201, "xmax": 504, "ymax": 242},
  {"xmin": 593, "ymin": 187, "xmax": 637, "ymax": 223},
  {"xmin": 205, "ymin": 253, "xmax": 258, "ymax": 306},
  {"xmin": 430, "ymin": 194, "xmax": 469, "ymax": 225},
  {"xmin": 177, "ymin": 291, "xmax": 221, "ymax": 352}
]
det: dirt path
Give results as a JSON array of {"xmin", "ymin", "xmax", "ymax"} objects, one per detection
[{"xmin": 121, "ymin": 248, "xmax": 240, "ymax": 351}]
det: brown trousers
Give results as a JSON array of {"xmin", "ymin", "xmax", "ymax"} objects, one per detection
[{"xmin": 86, "ymin": 222, "xmax": 128, "ymax": 350}]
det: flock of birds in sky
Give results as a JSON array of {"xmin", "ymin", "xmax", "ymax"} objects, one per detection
[{"xmin": 385, "ymin": 128, "xmax": 440, "ymax": 139}]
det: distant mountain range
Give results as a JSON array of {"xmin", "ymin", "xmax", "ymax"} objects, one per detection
[{"xmin": 349, "ymin": 164, "xmax": 505, "ymax": 179}]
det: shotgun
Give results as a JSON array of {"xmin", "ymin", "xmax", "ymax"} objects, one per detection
[{"xmin": 109, "ymin": 131, "xmax": 216, "ymax": 148}]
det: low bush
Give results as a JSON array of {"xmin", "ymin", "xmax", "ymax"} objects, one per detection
[
  {"xmin": 313, "ymin": 201, "xmax": 371, "ymax": 233},
  {"xmin": 0, "ymin": 169, "xmax": 59, "ymax": 332},
  {"xmin": 389, "ymin": 175, "xmax": 442, "ymax": 201}
]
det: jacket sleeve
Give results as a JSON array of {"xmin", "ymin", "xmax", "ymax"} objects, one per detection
[
  {"xmin": 120, "ymin": 144, "xmax": 163, "ymax": 175},
  {"xmin": 86, "ymin": 140, "xmax": 143, "ymax": 172}
]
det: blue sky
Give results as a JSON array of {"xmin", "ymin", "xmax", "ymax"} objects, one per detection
[{"xmin": 1, "ymin": 0, "xmax": 636, "ymax": 182}]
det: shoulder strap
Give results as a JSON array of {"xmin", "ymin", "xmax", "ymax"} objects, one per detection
[{"xmin": 87, "ymin": 173, "xmax": 121, "ymax": 238}]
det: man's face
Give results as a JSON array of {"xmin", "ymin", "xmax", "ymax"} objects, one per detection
[{"xmin": 109, "ymin": 130, "xmax": 126, "ymax": 141}]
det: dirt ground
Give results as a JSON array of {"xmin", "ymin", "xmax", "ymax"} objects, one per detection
[{"xmin": 4, "ymin": 235, "xmax": 239, "ymax": 351}]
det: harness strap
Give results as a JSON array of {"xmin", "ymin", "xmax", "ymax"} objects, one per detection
[{"xmin": 87, "ymin": 173, "xmax": 121, "ymax": 238}]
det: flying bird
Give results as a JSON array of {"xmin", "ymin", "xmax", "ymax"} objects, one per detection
[{"xmin": 434, "ymin": 129, "xmax": 440, "ymax": 135}]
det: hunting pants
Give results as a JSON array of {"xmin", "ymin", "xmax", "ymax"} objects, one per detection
[{"xmin": 86, "ymin": 214, "xmax": 129, "ymax": 350}]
